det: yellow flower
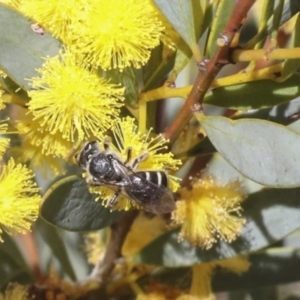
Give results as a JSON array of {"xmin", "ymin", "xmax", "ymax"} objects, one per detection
[
  {"xmin": 111, "ymin": 117, "xmax": 181, "ymax": 176},
  {"xmin": 172, "ymin": 176, "xmax": 246, "ymax": 249},
  {"xmin": 0, "ymin": 159, "xmax": 40, "ymax": 242},
  {"xmin": 28, "ymin": 50, "xmax": 124, "ymax": 142},
  {"xmin": 12, "ymin": 138, "xmax": 66, "ymax": 177},
  {"xmin": 16, "ymin": 112, "xmax": 72, "ymax": 156},
  {"xmin": 0, "ymin": 283, "xmax": 28, "ymax": 300},
  {"xmin": 73, "ymin": 0, "xmax": 171, "ymax": 69},
  {"xmin": 19, "ymin": 0, "xmax": 84, "ymax": 41},
  {"xmin": 11, "ymin": 112, "xmax": 71, "ymax": 176},
  {"xmin": 90, "ymin": 116, "xmax": 181, "ymax": 211}
]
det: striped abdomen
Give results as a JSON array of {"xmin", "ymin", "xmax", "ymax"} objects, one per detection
[{"xmin": 135, "ymin": 171, "xmax": 169, "ymax": 188}]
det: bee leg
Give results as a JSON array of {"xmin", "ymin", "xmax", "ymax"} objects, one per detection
[
  {"xmin": 124, "ymin": 147, "xmax": 132, "ymax": 165},
  {"xmin": 103, "ymin": 136, "xmax": 112, "ymax": 151},
  {"xmin": 103, "ymin": 142, "xmax": 110, "ymax": 151},
  {"xmin": 131, "ymin": 152, "xmax": 149, "ymax": 170},
  {"xmin": 109, "ymin": 190, "xmax": 120, "ymax": 207}
]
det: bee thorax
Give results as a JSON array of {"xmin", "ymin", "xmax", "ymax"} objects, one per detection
[{"xmin": 89, "ymin": 154, "xmax": 121, "ymax": 182}]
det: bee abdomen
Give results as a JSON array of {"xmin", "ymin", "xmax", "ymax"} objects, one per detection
[{"xmin": 139, "ymin": 171, "xmax": 168, "ymax": 187}]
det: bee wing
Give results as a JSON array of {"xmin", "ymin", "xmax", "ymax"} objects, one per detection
[{"xmin": 125, "ymin": 174, "xmax": 176, "ymax": 214}]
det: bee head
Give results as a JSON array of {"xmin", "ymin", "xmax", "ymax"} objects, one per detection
[{"xmin": 76, "ymin": 141, "xmax": 100, "ymax": 170}]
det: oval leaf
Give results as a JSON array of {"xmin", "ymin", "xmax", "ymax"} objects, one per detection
[
  {"xmin": 204, "ymin": 74, "xmax": 300, "ymax": 110},
  {"xmin": 135, "ymin": 187, "xmax": 300, "ymax": 266},
  {"xmin": 153, "ymin": 0, "xmax": 197, "ymax": 47},
  {"xmin": 184, "ymin": 97, "xmax": 300, "ymax": 158},
  {"xmin": 196, "ymin": 114, "xmax": 300, "ymax": 187},
  {"xmin": 205, "ymin": 0, "xmax": 235, "ymax": 57},
  {"xmin": 0, "ymin": 4, "xmax": 61, "ymax": 91},
  {"xmin": 40, "ymin": 176, "xmax": 126, "ymax": 232}
]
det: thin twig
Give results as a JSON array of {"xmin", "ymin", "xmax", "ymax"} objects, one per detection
[
  {"xmin": 164, "ymin": 0, "xmax": 256, "ymax": 144},
  {"xmin": 89, "ymin": 210, "xmax": 138, "ymax": 283}
]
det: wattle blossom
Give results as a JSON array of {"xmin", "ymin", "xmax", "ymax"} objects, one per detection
[{"xmin": 172, "ymin": 176, "xmax": 246, "ymax": 249}]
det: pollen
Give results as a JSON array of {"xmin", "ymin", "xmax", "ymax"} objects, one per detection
[
  {"xmin": 28, "ymin": 50, "xmax": 124, "ymax": 142},
  {"xmin": 0, "ymin": 159, "xmax": 40, "ymax": 242},
  {"xmin": 172, "ymin": 175, "xmax": 246, "ymax": 249}
]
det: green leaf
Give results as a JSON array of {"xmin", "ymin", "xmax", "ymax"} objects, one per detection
[
  {"xmin": 156, "ymin": 1, "xmax": 209, "ymax": 80},
  {"xmin": 279, "ymin": 0, "xmax": 300, "ymax": 26},
  {"xmin": 36, "ymin": 218, "xmax": 77, "ymax": 281},
  {"xmin": 272, "ymin": 0, "xmax": 285, "ymax": 33},
  {"xmin": 40, "ymin": 176, "xmax": 126, "ymax": 232},
  {"xmin": 142, "ymin": 43, "xmax": 175, "ymax": 91},
  {"xmin": 167, "ymin": 0, "xmax": 208, "ymax": 77},
  {"xmin": 192, "ymin": 0, "xmax": 209, "ymax": 41},
  {"xmin": 153, "ymin": 0, "xmax": 197, "ymax": 47},
  {"xmin": 196, "ymin": 114, "xmax": 300, "ymax": 187},
  {"xmin": 0, "ymin": 76, "xmax": 30, "ymax": 102},
  {"xmin": 169, "ymin": 39, "xmax": 192, "ymax": 81},
  {"xmin": 246, "ymin": 0, "xmax": 300, "ymax": 48},
  {"xmin": 135, "ymin": 187, "xmax": 300, "ymax": 266},
  {"xmin": 205, "ymin": 0, "xmax": 235, "ymax": 56},
  {"xmin": 141, "ymin": 44, "xmax": 175, "ymax": 130},
  {"xmin": 281, "ymin": 13, "xmax": 300, "ymax": 80},
  {"xmin": 184, "ymin": 97, "xmax": 300, "ymax": 158},
  {"xmin": 203, "ymin": 74, "xmax": 300, "ymax": 110},
  {"xmin": 0, "ymin": 4, "xmax": 61, "ymax": 91}
]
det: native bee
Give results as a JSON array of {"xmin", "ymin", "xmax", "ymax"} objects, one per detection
[{"xmin": 75, "ymin": 141, "xmax": 176, "ymax": 214}]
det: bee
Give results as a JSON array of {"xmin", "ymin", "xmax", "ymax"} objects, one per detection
[{"xmin": 75, "ymin": 141, "xmax": 176, "ymax": 214}]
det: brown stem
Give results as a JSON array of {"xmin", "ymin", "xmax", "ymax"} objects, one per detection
[
  {"xmin": 164, "ymin": 0, "xmax": 256, "ymax": 144},
  {"xmin": 89, "ymin": 210, "xmax": 138, "ymax": 283}
]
